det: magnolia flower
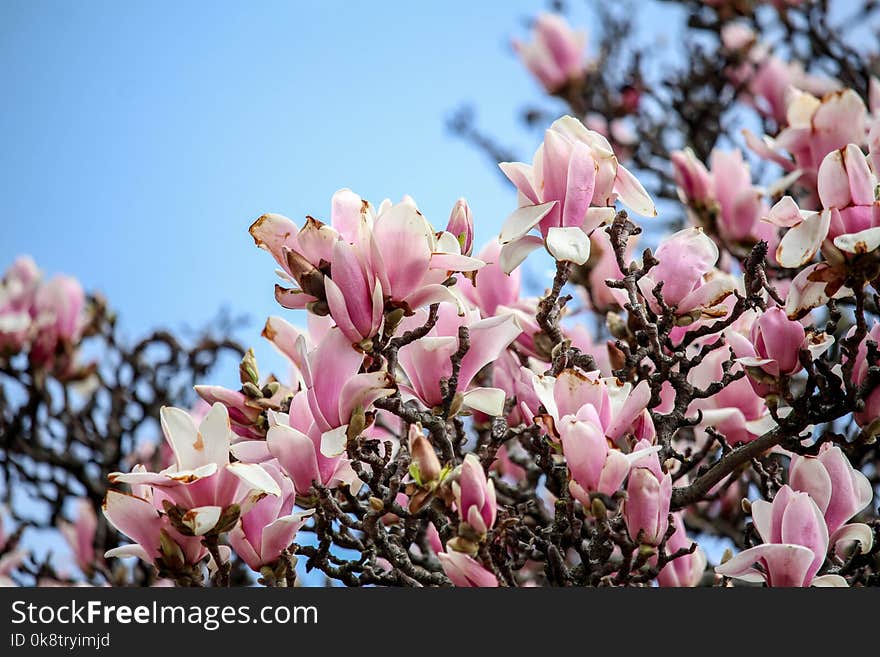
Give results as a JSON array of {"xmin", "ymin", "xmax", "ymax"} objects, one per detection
[
  {"xmin": 0, "ymin": 256, "xmax": 40, "ymax": 355},
  {"xmin": 716, "ymin": 485, "xmax": 845, "ymax": 587},
  {"xmin": 513, "ymin": 13, "xmax": 587, "ymax": 93},
  {"xmin": 438, "ymin": 551, "xmax": 498, "ymax": 587},
  {"xmin": 789, "ymin": 444, "xmax": 874, "ymax": 558},
  {"xmin": 730, "ymin": 307, "xmax": 831, "ymax": 385},
  {"xmin": 252, "ymin": 189, "xmax": 484, "ymax": 322},
  {"xmin": 624, "ymin": 441, "xmax": 673, "ymax": 546},
  {"xmin": 656, "ymin": 513, "xmax": 707, "ymax": 587},
  {"xmin": 109, "ymin": 403, "xmax": 281, "ymax": 536},
  {"xmin": 265, "ymin": 393, "xmax": 362, "ymax": 495},
  {"xmin": 850, "ymin": 322, "xmax": 880, "ymax": 430},
  {"xmin": 58, "ymin": 499, "xmax": 97, "ymax": 574},
  {"xmin": 638, "ymin": 227, "xmax": 735, "ymax": 322},
  {"xmin": 770, "ymin": 144, "xmax": 880, "ymax": 270},
  {"xmin": 560, "ymin": 404, "xmax": 653, "ymax": 502},
  {"xmin": 446, "ymin": 198, "xmax": 474, "ymax": 256},
  {"xmin": 397, "ymin": 305, "xmax": 521, "ymax": 417},
  {"xmin": 498, "ymin": 115, "xmax": 655, "ymax": 273},
  {"xmin": 687, "ymin": 335, "xmax": 772, "ymax": 445},
  {"xmin": 28, "ymin": 275, "xmax": 86, "ymax": 372},
  {"xmin": 453, "ymin": 454, "xmax": 497, "ymax": 536},
  {"xmin": 292, "ymin": 326, "xmax": 394, "ymax": 458},
  {"xmin": 228, "ymin": 462, "xmax": 313, "ymax": 572},
  {"xmin": 102, "ymin": 489, "xmax": 208, "ymax": 567},
  {"xmin": 529, "ymin": 368, "xmax": 655, "ymax": 444},
  {"xmin": 746, "ymin": 88, "xmax": 868, "ymax": 190}
]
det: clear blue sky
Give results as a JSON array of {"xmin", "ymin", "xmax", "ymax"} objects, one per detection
[{"xmin": 0, "ymin": 0, "xmax": 675, "ymax": 381}]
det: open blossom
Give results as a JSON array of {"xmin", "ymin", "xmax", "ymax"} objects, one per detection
[
  {"xmin": 397, "ymin": 304, "xmax": 521, "ymax": 417},
  {"xmin": 850, "ymin": 322, "xmax": 880, "ymax": 430},
  {"xmin": 638, "ymin": 227, "xmax": 735, "ymax": 322},
  {"xmin": 453, "ymin": 454, "xmax": 497, "ymax": 536},
  {"xmin": 251, "ymin": 189, "xmax": 484, "ymax": 335},
  {"xmin": 296, "ymin": 326, "xmax": 394, "ymax": 458},
  {"xmin": 746, "ymin": 88, "xmax": 868, "ymax": 191},
  {"xmin": 529, "ymin": 367, "xmax": 655, "ymax": 445},
  {"xmin": 789, "ymin": 444, "xmax": 874, "ymax": 557},
  {"xmin": 513, "ymin": 13, "xmax": 587, "ymax": 93},
  {"xmin": 624, "ymin": 441, "xmax": 673, "ymax": 546},
  {"xmin": 721, "ymin": 23, "xmax": 839, "ymax": 125},
  {"xmin": 687, "ymin": 335, "xmax": 772, "ymax": 445},
  {"xmin": 228, "ymin": 462, "xmax": 313, "ymax": 572},
  {"xmin": 673, "ymin": 148, "xmax": 775, "ymax": 249},
  {"xmin": 656, "ymin": 513, "xmax": 707, "ymax": 587},
  {"xmin": 498, "ymin": 115, "xmax": 655, "ymax": 273},
  {"xmin": 770, "ymin": 144, "xmax": 880, "ymax": 270},
  {"xmin": 716, "ymin": 485, "xmax": 845, "ymax": 587},
  {"xmin": 102, "ymin": 488, "xmax": 208, "ymax": 568},
  {"xmin": 0, "ymin": 256, "xmax": 40, "ymax": 354},
  {"xmin": 108, "ymin": 403, "xmax": 282, "ymax": 536},
  {"xmin": 264, "ymin": 394, "xmax": 362, "ymax": 496},
  {"xmin": 560, "ymin": 404, "xmax": 657, "ymax": 502},
  {"xmin": 438, "ymin": 551, "xmax": 498, "ymax": 587}
]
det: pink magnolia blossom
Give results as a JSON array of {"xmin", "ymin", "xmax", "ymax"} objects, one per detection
[
  {"xmin": 624, "ymin": 442, "xmax": 673, "ymax": 546},
  {"xmin": 716, "ymin": 485, "xmax": 845, "ymax": 586},
  {"xmin": 0, "ymin": 256, "xmax": 40, "ymax": 354},
  {"xmin": 453, "ymin": 454, "xmax": 497, "ymax": 536},
  {"xmin": 735, "ymin": 306, "xmax": 810, "ymax": 377},
  {"xmin": 673, "ymin": 148, "xmax": 776, "ymax": 252},
  {"xmin": 560, "ymin": 404, "xmax": 654, "ymax": 502},
  {"xmin": 746, "ymin": 88, "xmax": 868, "ymax": 192},
  {"xmin": 295, "ymin": 326, "xmax": 394, "ymax": 458},
  {"xmin": 264, "ymin": 393, "xmax": 362, "ymax": 494},
  {"xmin": 251, "ymin": 189, "xmax": 484, "ymax": 326},
  {"xmin": 446, "ymin": 198, "xmax": 474, "ymax": 256},
  {"xmin": 529, "ymin": 368, "xmax": 655, "ymax": 445},
  {"xmin": 789, "ymin": 444, "xmax": 874, "ymax": 557},
  {"xmin": 228, "ymin": 462, "xmax": 313, "ymax": 571},
  {"xmin": 397, "ymin": 305, "xmax": 521, "ymax": 417},
  {"xmin": 687, "ymin": 334, "xmax": 772, "ymax": 445},
  {"xmin": 850, "ymin": 322, "xmax": 880, "ymax": 429},
  {"xmin": 656, "ymin": 513, "xmax": 707, "ymax": 587},
  {"xmin": 771, "ymin": 144, "xmax": 880, "ymax": 270},
  {"xmin": 102, "ymin": 489, "xmax": 208, "ymax": 567},
  {"xmin": 108, "ymin": 403, "xmax": 282, "ymax": 536},
  {"xmin": 58, "ymin": 499, "xmax": 97, "ymax": 573},
  {"xmin": 513, "ymin": 13, "xmax": 587, "ymax": 93},
  {"xmin": 498, "ymin": 115, "xmax": 655, "ymax": 274},
  {"xmin": 637, "ymin": 227, "xmax": 735, "ymax": 322},
  {"xmin": 437, "ymin": 551, "xmax": 498, "ymax": 587},
  {"xmin": 28, "ymin": 275, "xmax": 86, "ymax": 372}
]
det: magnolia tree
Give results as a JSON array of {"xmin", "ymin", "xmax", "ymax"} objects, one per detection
[{"xmin": 2, "ymin": 0, "xmax": 880, "ymax": 587}]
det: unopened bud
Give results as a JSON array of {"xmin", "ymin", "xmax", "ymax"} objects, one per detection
[
  {"xmin": 239, "ymin": 348, "xmax": 260, "ymax": 386},
  {"xmin": 591, "ymin": 497, "xmax": 607, "ymax": 521},
  {"xmin": 158, "ymin": 529, "xmax": 186, "ymax": 571}
]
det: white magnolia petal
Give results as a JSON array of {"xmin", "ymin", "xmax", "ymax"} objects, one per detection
[
  {"xmin": 775, "ymin": 210, "xmax": 830, "ymax": 268},
  {"xmin": 461, "ymin": 387, "xmax": 507, "ymax": 416},
  {"xmin": 319, "ymin": 425, "xmax": 349, "ymax": 458},
  {"xmin": 181, "ymin": 506, "xmax": 223, "ymax": 536},
  {"xmin": 499, "ymin": 235, "xmax": 544, "ymax": 274},
  {"xmin": 832, "ymin": 227, "xmax": 880, "ymax": 255},
  {"xmin": 810, "ymin": 574, "xmax": 849, "ymax": 587},
  {"xmin": 498, "ymin": 202, "xmax": 557, "ymax": 244},
  {"xmin": 545, "ymin": 226, "xmax": 591, "ymax": 265}
]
